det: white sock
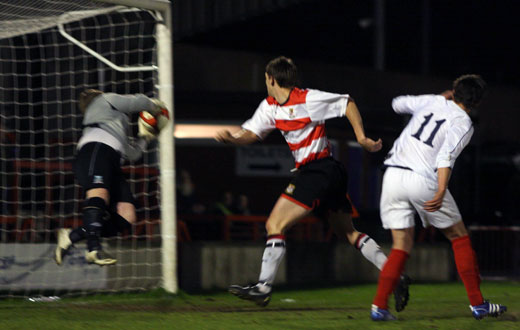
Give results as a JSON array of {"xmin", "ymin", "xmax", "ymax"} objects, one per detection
[
  {"xmin": 255, "ymin": 282, "xmax": 272, "ymax": 293},
  {"xmin": 356, "ymin": 234, "xmax": 387, "ymax": 270},
  {"xmin": 258, "ymin": 236, "xmax": 286, "ymax": 285}
]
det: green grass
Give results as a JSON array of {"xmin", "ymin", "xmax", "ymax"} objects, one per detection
[{"xmin": 1, "ymin": 282, "xmax": 518, "ymax": 329}]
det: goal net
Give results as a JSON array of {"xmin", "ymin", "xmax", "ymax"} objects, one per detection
[{"xmin": 0, "ymin": 0, "xmax": 172, "ymax": 298}]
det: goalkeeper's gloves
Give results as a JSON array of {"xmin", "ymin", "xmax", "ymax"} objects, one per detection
[
  {"xmin": 151, "ymin": 98, "xmax": 168, "ymax": 114},
  {"xmin": 149, "ymin": 98, "xmax": 170, "ymax": 131},
  {"xmin": 155, "ymin": 108, "xmax": 170, "ymax": 132}
]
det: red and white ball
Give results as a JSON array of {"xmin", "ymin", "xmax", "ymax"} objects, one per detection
[
  {"xmin": 139, "ymin": 111, "xmax": 159, "ymax": 133},
  {"xmin": 139, "ymin": 109, "xmax": 169, "ymax": 134},
  {"xmin": 139, "ymin": 111, "xmax": 159, "ymax": 132}
]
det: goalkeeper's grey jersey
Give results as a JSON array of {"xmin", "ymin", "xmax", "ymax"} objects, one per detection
[{"xmin": 80, "ymin": 93, "xmax": 156, "ymax": 161}]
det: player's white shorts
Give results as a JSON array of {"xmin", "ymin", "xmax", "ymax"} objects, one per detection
[{"xmin": 380, "ymin": 167, "xmax": 462, "ymax": 229}]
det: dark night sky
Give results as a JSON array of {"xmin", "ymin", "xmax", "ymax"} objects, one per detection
[
  {"xmin": 176, "ymin": 1, "xmax": 520, "ymax": 220},
  {"xmin": 181, "ymin": 0, "xmax": 519, "ymax": 87}
]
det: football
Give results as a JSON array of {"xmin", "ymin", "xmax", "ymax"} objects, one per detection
[
  {"xmin": 138, "ymin": 109, "xmax": 169, "ymax": 135},
  {"xmin": 139, "ymin": 111, "xmax": 159, "ymax": 133}
]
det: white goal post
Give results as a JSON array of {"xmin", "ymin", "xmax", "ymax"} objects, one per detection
[
  {"xmin": 97, "ymin": 0, "xmax": 178, "ymax": 296},
  {"xmin": 0, "ymin": 0, "xmax": 177, "ymax": 296}
]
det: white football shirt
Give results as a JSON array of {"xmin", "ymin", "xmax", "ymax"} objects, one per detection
[
  {"xmin": 385, "ymin": 94, "xmax": 474, "ymax": 183},
  {"xmin": 242, "ymin": 88, "xmax": 349, "ymax": 168}
]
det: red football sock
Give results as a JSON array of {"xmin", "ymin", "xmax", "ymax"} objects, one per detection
[
  {"xmin": 452, "ymin": 235, "xmax": 483, "ymax": 306},
  {"xmin": 373, "ymin": 249, "xmax": 409, "ymax": 309}
]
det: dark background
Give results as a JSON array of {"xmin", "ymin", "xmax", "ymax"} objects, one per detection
[
  {"xmin": 0, "ymin": 1, "xmax": 518, "ymax": 241},
  {"xmin": 170, "ymin": 0, "xmax": 520, "ymax": 227},
  {"xmin": 178, "ymin": 0, "xmax": 520, "ymax": 86}
]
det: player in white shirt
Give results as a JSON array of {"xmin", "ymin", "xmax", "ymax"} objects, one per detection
[
  {"xmin": 370, "ymin": 75, "xmax": 507, "ymax": 321},
  {"xmin": 216, "ymin": 56, "xmax": 410, "ymax": 309}
]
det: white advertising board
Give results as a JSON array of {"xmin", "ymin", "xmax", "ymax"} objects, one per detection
[
  {"xmin": 0, "ymin": 243, "xmax": 107, "ymax": 290},
  {"xmin": 236, "ymin": 145, "xmax": 295, "ymax": 177}
]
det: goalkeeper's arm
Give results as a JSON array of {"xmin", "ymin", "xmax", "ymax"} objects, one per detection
[
  {"xmin": 129, "ymin": 109, "xmax": 170, "ymax": 161},
  {"xmin": 125, "ymin": 138, "xmax": 148, "ymax": 162},
  {"xmin": 103, "ymin": 93, "xmax": 168, "ymax": 116}
]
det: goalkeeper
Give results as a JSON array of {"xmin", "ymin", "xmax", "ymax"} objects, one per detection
[{"xmin": 55, "ymin": 89, "xmax": 168, "ymax": 266}]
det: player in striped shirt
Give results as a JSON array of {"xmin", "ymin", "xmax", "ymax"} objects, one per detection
[
  {"xmin": 216, "ymin": 56, "xmax": 409, "ymax": 309},
  {"xmin": 370, "ymin": 75, "xmax": 507, "ymax": 321}
]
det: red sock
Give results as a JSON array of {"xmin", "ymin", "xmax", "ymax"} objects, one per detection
[
  {"xmin": 452, "ymin": 235, "xmax": 483, "ymax": 306},
  {"xmin": 373, "ymin": 249, "xmax": 409, "ymax": 309}
]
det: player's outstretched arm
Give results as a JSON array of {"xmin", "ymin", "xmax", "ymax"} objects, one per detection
[
  {"xmin": 424, "ymin": 167, "xmax": 451, "ymax": 212},
  {"xmin": 345, "ymin": 99, "xmax": 382, "ymax": 152},
  {"xmin": 215, "ymin": 128, "xmax": 259, "ymax": 145}
]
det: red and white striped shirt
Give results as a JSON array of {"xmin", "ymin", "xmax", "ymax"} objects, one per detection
[{"xmin": 242, "ymin": 88, "xmax": 349, "ymax": 168}]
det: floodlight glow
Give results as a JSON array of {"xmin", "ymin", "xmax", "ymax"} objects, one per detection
[{"xmin": 173, "ymin": 124, "xmax": 242, "ymax": 139}]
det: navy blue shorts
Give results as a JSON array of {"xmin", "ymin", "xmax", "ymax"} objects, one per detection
[
  {"xmin": 73, "ymin": 142, "xmax": 135, "ymax": 206},
  {"xmin": 281, "ymin": 157, "xmax": 352, "ymax": 217}
]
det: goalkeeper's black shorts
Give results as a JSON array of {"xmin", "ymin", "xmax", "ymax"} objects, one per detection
[
  {"xmin": 74, "ymin": 142, "xmax": 135, "ymax": 206},
  {"xmin": 280, "ymin": 157, "xmax": 352, "ymax": 218}
]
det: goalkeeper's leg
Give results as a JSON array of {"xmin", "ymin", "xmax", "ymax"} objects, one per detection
[
  {"xmin": 55, "ymin": 227, "xmax": 76, "ymax": 265},
  {"xmin": 100, "ymin": 203, "xmax": 135, "ymax": 237},
  {"xmin": 82, "ymin": 191, "xmax": 116, "ymax": 266},
  {"xmin": 56, "ymin": 205, "xmax": 134, "ymax": 265},
  {"xmin": 100, "ymin": 213, "xmax": 131, "ymax": 237},
  {"xmin": 113, "ymin": 202, "xmax": 136, "ymax": 234},
  {"xmin": 106, "ymin": 178, "xmax": 137, "ymax": 236}
]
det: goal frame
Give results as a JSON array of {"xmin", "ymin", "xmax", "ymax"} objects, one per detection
[{"xmin": 96, "ymin": 0, "xmax": 177, "ymax": 294}]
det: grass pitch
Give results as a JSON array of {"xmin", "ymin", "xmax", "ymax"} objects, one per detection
[{"xmin": 1, "ymin": 282, "xmax": 518, "ymax": 329}]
